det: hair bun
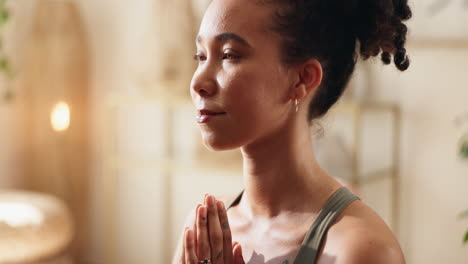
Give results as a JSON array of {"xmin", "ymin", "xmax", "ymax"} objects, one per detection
[
  {"xmin": 394, "ymin": 48, "xmax": 410, "ymax": 70},
  {"xmin": 381, "ymin": 52, "xmax": 392, "ymax": 64},
  {"xmin": 394, "ymin": 0, "xmax": 412, "ymax": 20},
  {"xmin": 354, "ymin": 0, "xmax": 412, "ymax": 72},
  {"xmin": 265, "ymin": 0, "xmax": 413, "ymax": 121}
]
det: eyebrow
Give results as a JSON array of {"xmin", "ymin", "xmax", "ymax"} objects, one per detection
[{"xmin": 196, "ymin": 32, "xmax": 252, "ymax": 48}]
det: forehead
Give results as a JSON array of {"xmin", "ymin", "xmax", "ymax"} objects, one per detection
[{"xmin": 197, "ymin": 0, "xmax": 273, "ymax": 43}]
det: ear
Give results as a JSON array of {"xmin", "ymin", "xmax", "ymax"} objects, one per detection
[{"xmin": 289, "ymin": 58, "xmax": 323, "ymax": 100}]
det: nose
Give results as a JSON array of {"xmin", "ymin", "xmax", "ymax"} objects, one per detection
[{"xmin": 190, "ymin": 66, "xmax": 217, "ymax": 98}]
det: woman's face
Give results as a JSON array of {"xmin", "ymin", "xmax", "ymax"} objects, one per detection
[{"xmin": 191, "ymin": 0, "xmax": 296, "ymax": 151}]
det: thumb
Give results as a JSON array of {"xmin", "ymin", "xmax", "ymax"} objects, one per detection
[{"xmin": 232, "ymin": 242, "xmax": 245, "ymax": 264}]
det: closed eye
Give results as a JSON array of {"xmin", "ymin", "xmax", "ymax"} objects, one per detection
[
  {"xmin": 193, "ymin": 54, "xmax": 206, "ymax": 62},
  {"xmin": 222, "ymin": 53, "xmax": 241, "ymax": 60},
  {"xmin": 193, "ymin": 52, "xmax": 241, "ymax": 62}
]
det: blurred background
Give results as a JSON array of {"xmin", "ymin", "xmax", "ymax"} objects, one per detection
[{"xmin": 0, "ymin": 0, "xmax": 467, "ymax": 263}]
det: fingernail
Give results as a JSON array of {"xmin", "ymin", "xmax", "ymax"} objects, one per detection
[
  {"xmin": 207, "ymin": 195, "xmax": 215, "ymax": 207},
  {"xmin": 233, "ymin": 243, "xmax": 243, "ymax": 259}
]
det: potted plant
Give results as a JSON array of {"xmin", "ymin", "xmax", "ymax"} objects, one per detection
[
  {"xmin": 460, "ymin": 207, "xmax": 468, "ymax": 244},
  {"xmin": 0, "ymin": 0, "xmax": 13, "ymax": 101},
  {"xmin": 459, "ymin": 133, "xmax": 468, "ymax": 244}
]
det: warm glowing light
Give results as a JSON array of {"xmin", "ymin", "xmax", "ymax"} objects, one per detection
[
  {"xmin": 51, "ymin": 101, "xmax": 70, "ymax": 131},
  {"xmin": 0, "ymin": 202, "xmax": 44, "ymax": 227}
]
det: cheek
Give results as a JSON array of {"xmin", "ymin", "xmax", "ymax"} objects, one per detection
[
  {"xmin": 199, "ymin": 63, "xmax": 290, "ymax": 150},
  {"xmin": 221, "ymin": 65, "xmax": 287, "ymax": 130},
  {"xmin": 223, "ymin": 68, "xmax": 265, "ymax": 116}
]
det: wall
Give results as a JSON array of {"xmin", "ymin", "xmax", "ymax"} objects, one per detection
[
  {"xmin": 373, "ymin": 46, "xmax": 468, "ymax": 263},
  {"xmin": 0, "ymin": 0, "xmax": 34, "ymax": 189}
]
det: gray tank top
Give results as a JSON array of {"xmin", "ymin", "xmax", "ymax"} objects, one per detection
[{"xmin": 226, "ymin": 186, "xmax": 360, "ymax": 264}]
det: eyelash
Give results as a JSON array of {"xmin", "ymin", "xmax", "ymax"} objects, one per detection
[
  {"xmin": 222, "ymin": 53, "xmax": 241, "ymax": 60},
  {"xmin": 193, "ymin": 52, "xmax": 241, "ymax": 62},
  {"xmin": 193, "ymin": 54, "xmax": 206, "ymax": 61}
]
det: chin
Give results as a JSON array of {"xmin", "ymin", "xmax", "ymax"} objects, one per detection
[{"xmin": 201, "ymin": 132, "xmax": 243, "ymax": 152}]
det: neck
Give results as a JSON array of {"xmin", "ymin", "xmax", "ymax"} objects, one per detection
[{"xmin": 239, "ymin": 117, "xmax": 336, "ymax": 218}]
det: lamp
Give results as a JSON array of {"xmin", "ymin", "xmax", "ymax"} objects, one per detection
[{"xmin": 50, "ymin": 101, "xmax": 70, "ymax": 132}]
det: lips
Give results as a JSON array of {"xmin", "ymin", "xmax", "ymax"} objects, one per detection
[
  {"xmin": 198, "ymin": 109, "xmax": 226, "ymax": 115},
  {"xmin": 196, "ymin": 109, "xmax": 226, "ymax": 123}
]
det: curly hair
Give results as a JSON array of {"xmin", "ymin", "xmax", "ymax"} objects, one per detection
[{"xmin": 260, "ymin": 0, "xmax": 412, "ymax": 122}]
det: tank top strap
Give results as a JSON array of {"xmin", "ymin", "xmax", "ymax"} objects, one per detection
[
  {"xmin": 226, "ymin": 190, "xmax": 244, "ymax": 210},
  {"xmin": 293, "ymin": 186, "xmax": 360, "ymax": 264}
]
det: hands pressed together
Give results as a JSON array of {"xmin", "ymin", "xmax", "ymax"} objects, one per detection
[{"xmin": 181, "ymin": 194, "xmax": 245, "ymax": 264}]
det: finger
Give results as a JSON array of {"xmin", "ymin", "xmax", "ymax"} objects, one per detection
[
  {"xmin": 194, "ymin": 203, "xmax": 202, "ymax": 255},
  {"xmin": 217, "ymin": 200, "xmax": 233, "ymax": 264},
  {"xmin": 232, "ymin": 243, "xmax": 245, "ymax": 264},
  {"xmin": 206, "ymin": 195, "xmax": 224, "ymax": 264},
  {"xmin": 232, "ymin": 241, "xmax": 239, "ymax": 248},
  {"xmin": 181, "ymin": 227, "xmax": 188, "ymax": 263},
  {"xmin": 197, "ymin": 205, "xmax": 210, "ymax": 260},
  {"xmin": 184, "ymin": 229, "xmax": 198, "ymax": 264}
]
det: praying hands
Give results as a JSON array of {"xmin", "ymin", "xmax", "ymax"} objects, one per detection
[{"xmin": 181, "ymin": 194, "xmax": 245, "ymax": 264}]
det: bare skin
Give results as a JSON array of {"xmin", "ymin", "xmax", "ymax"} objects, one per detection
[{"xmin": 172, "ymin": 0, "xmax": 406, "ymax": 263}]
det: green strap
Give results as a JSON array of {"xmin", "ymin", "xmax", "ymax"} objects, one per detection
[
  {"xmin": 293, "ymin": 187, "xmax": 360, "ymax": 264},
  {"xmin": 225, "ymin": 187, "xmax": 360, "ymax": 264},
  {"xmin": 226, "ymin": 190, "xmax": 244, "ymax": 210}
]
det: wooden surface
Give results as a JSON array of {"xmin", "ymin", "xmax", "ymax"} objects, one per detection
[{"xmin": 0, "ymin": 190, "xmax": 74, "ymax": 263}]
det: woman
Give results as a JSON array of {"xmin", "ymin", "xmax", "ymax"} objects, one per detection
[{"xmin": 173, "ymin": 0, "xmax": 412, "ymax": 263}]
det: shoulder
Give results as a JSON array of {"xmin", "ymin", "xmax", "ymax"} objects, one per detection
[
  {"xmin": 334, "ymin": 228, "xmax": 405, "ymax": 264},
  {"xmin": 318, "ymin": 200, "xmax": 406, "ymax": 264}
]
